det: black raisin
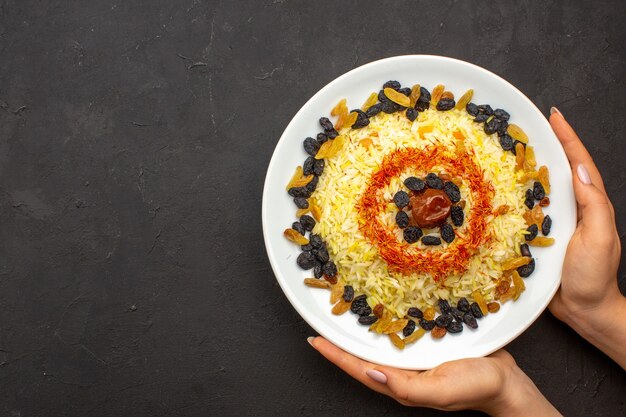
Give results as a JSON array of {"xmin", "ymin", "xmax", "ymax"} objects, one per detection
[
  {"xmin": 383, "ymin": 80, "xmax": 401, "ymax": 90},
  {"xmin": 309, "ymin": 234, "xmax": 323, "ymax": 249},
  {"xmin": 425, "ymin": 173, "xmax": 444, "ymax": 189},
  {"xmin": 517, "ymin": 258, "xmax": 535, "ymax": 278},
  {"xmin": 525, "ymin": 224, "xmax": 538, "ymax": 241},
  {"xmin": 494, "ymin": 108, "xmax": 510, "ymax": 121},
  {"xmin": 438, "ymin": 299, "xmax": 451, "ymax": 314},
  {"xmin": 436, "ymin": 98, "xmax": 456, "ymax": 111},
  {"xmin": 288, "ymin": 187, "xmax": 311, "ymax": 198},
  {"xmin": 303, "ymin": 156, "xmax": 315, "ymax": 175},
  {"xmin": 415, "ymin": 99, "xmax": 430, "ymax": 112},
  {"xmin": 294, "ymin": 197, "xmax": 308, "ymax": 209},
  {"xmin": 484, "ymin": 117, "xmax": 501, "ymax": 135},
  {"xmin": 533, "ymin": 181, "xmax": 546, "ymax": 200},
  {"xmin": 477, "ymin": 104, "xmax": 493, "ymax": 115},
  {"xmin": 451, "ymin": 205, "xmax": 464, "ymax": 227},
  {"xmin": 358, "ymin": 315, "xmax": 378, "ymax": 325},
  {"xmin": 499, "ymin": 134, "xmax": 514, "ymax": 151},
  {"xmin": 305, "ymin": 175, "xmax": 318, "ymax": 193},
  {"xmin": 313, "ymin": 261, "xmax": 323, "ymax": 278},
  {"xmin": 443, "ymin": 181, "xmax": 461, "ymax": 203},
  {"xmin": 470, "ymin": 302, "xmax": 483, "ymax": 318},
  {"xmin": 474, "ymin": 114, "xmax": 489, "ymax": 123},
  {"xmin": 457, "ymin": 297, "xmax": 470, "ymax": 312},
  {"xmin": 313, "ymin": 246, "xmax": 329, "ymax": 263},
  {"xmin": 297, "ymin": 252, "xmax": 316, "ymax": 270},
  {"xmin": 343, "ymin": 285, "xmax": 354, "ymax": 302},
  {"xmin": 303, "ymin": 137, "xmax": 320, "ymax": 156},
  {"xmin": 393, "ymin": 190, "xmax": 410, "ymax": 208},
  {"xmin": 365, "ymin": 103, "xmax": 382, "ymax": 118},
  {"xmin": 319, "ymin": 117, "xmax": 334, "ymax": 131},
  {"xmin": 463, "ymin": 312, "xmax": 478, "ymax": 329},
  {"xmin": 419, "ymin": 319, "xmax": 436, "ymax": 331},
  {"xmin": 398, "ymin": 87, "xmax": 411, "ymax": 96},
  {"xmin": 405, "ymin": 107, "xmax": 418, "ymax": 121},
  {"xmin": 322, "ymin": 261, "xmax": 337, "ymax": 278},
  {"xmin": 404, "ymin": 177, "xmax": 425, "ymax": 192},
  {"xmin": 407, "ymin": 307, "xmax": 423, "ymax": 319},
  {"xmin": 316, "ymin": 132, "xmax": 328, "ymax": 144},
  {"xmin": 440, "ymin": 223, "xmax": 455, "ymax": 243},
  {"xmin": 435, "ymin": 314, "xmax": 453, "ymax": 328},
  {"xmin": 381, "ymin": 100, "xmax": 400, "ymax": 113},
  {"xmin": 292, "ymin": 221, "xmax": 305, "ymax": 235},
  {"xmin": 466, "ymin": 102, "xmax": 479, "ymax": 116},
  {"xmin": 351, "ymin": 109, "xmax": 370, "ymax": 129},
  {"xmin": 497, "ymin": 120, "xmax": 509, "ymax": 136},
  {"xmin": 396, "ymin": 211, "xmax": 409, "ymax": 229},
  {"xmin": 422, "ymin": 235, "xmax": 441, "ymax": 245},
  {"xmin": 326, "ymin": 129, "xmax": 339, "ymax": 139},
  {"xmin": 542, "ymin": 215, "xmax": 552, "ymax": 236},
  {"xmin": 403, "ymin": 319, "xmax": 416, "ymax": 337},
  {"xmin": 313, "ymin": 159, "xmax": 325, "ymax": 176},
  {"xmin": 449, "ymin": 307, "xmax": 464, "ymax": 322},
  {"xmin": 446, "ymin": 321, "xmax": 463, "ymax": 334},
  {"xmin": 520, "ymin": 243, "xmax": 532, "ymax": 258},
  {"xmin": 350, "ymin": 294, "xmax": 367, "ymax": 314},
  {"xmin": 525, "ymin": 197, "xmax": 535, "ymax": 209},
  {"xmin": 301, "ymin": 243, "xmax": 312, "ymax": 252},
  {"xmin": 300, "ymin": 215, "xmax": 315, "ymax": 231},
  {"xmin": 419, "ymin": 87, "xmax": 431, "ymax": 101},
  {"xmin": 403, "ymin": 226, "xmax": 423, "ymax": 243}
]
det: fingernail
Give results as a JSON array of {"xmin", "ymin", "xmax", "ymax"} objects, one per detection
[
  {"xmin": 577, "ymin": 164, "xmax": 591, "ymax": 185},
  {"xmin": 550, "ymin": 106, "xmax": 562, "ymax": 116},
  {"xmin": 307, "ymin": 336, "xmax": 315, "ymax": 347},
  {"xmin": 366, "ymin": 369, "xmax": 388, "ymax": 384}
]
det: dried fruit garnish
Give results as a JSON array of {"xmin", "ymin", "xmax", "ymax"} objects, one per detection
[
  {"xmin": 383, "ymin": 88, "xmax": 410, "ymax": 107},
  {"xmin": 431, "ymin": 84, "xmax": 445, "ymax": 105},
  {"xmin": 423, "ymin": 306, "xmax": 436, "ymax": 320},
  {"xmin": 471, "ymin": 290, "xmax": 488, "ymax": 315},
  {"xmin": 524, "ymin": 145, "xmax": 537, "ymax": 170},
  {"xmin": 331, "ymin": 300, "xmax": 351, "ymax": 315},
  {"xmin": 403, "ymin": 327, "xmax": 426, "ymax": 344},
  {"xmin": 487, "ymin": 302, "xmax": 500, "ymax": 313},
  {"xmin": 331, "ymin": 98, "xmax": 347, "ymax": 116},
  {"xmin": 295, "ymin": 208, "xmax": 309, "ymax": 218},
  {"xmin": 304, "ymin": 278, "xmax": 330, "ymax": 289},
  {"xmin": 507, "ymin": 124, "xmax": 529, "ymax": 144},
  {"xmin": 493, "ymin": 204, "xmax": 510, "ymax": 216},
  {"xmin": 409, "ymin": 84, "xmax": 421, "ymax": 107},
  {"xmin": 373, "ymin": 303, "xmax": 384, "ymax": 318},
  {"xmin": 310, "ymin": 202, "xmax": 322, "ymax": 222},
  {"xmin": 502, "ymin": 256, "xmax": 531, "ymax": 271},
  {"xmin": 528, "ymin": 236, "xmax": 555, "ymax": 247},
  {"xmin": 361, "ymin": 92, "xmax": 378, "ymax": 111},
  {"xmin": 286, "ymin": 166, "xmax": 304, "ymax": 190},
  {"xmin": 523, "ymin": 205, "xmax": 545, "ymax": 227},
  {"xmin": 512, "ymin": 271, "xmax": 525, "ymax": 301},
  {"xmin": 344, "ymin": 111, "xmax": 359, "ymax": 128},
  {"xmin": 538, "ymin": 165, "xmax": 550, "ymax": 195},
  {"xmin": 315, "ymin": 135, "xmax": 345, "ymax": 159},
  {"xmin": 431, "ymin": 326, "xmax": 447, "ymax": 339},
  {"xmin": 389, "ymin": 333, "xmax": 405, "ymax": 350},
  {"xmin": 455, "ymin": 89, "xmax": 474, "ymax": 110},
  {"xmin": 330, "ymin": 284, "xmax": 344, "ymax": 304},
  {"xmin": 441, "ymin": 91, "xmax": 454, "ymax": 100},
  {"xmin": 539, "ymin": 197, "xmax": 550, "ymax": 207},
  {"xmin": 515, "ymin": 142, "xmax": 525, "ymax": 170},
  {"xmin": 284, "ymin": 228, "xmax": 309, "ymax": 245},
  {"xmin": 383, "ymin": 319, "xmax": 409, "ymax": 334}
]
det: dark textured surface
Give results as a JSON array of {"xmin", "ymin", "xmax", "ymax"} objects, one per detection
[{"xmin": 0, "ymin": 1, "xmax": 625, "ymax": 416}]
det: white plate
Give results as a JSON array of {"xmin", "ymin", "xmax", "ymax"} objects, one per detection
[{"xmin": 262, "ymin": 55, "xmax": 576, "ymax": 369}]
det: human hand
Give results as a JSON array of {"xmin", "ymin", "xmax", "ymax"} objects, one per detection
[
  {"xmin": 548, "ymin": 107, "xmax": 625, "ymax": 367},
  {"xmin": 308, "ymin": 336, "xmax": 560, "ymax": 416}
]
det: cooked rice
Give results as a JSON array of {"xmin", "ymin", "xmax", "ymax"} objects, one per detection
[{"xmin": 311, "ymin": 108, "xmax": 528, "ymax": 318}]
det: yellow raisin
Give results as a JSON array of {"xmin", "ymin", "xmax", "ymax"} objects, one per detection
[
  {"xmin": 507, "ymin": 124, "xmax": 529, "ymax": 144},
  {"xmin": 528, "ymin": 236, "xmax": 555, "ymax": 247},
  {"xmin": 496, "ymin": 279, "xmax": 511, "ymax": 297},
  {"xmin": 455, "ymin": 89, "xmax": 474, "ymax": 110},
  {"xmin": 431, "ymin": 84, "xmax": 445, "ymax": 105},
  {"xmin": 423, "ymin": 307, "xmax": 436, "ymax": 320},
  {"xmin": 538, "ymin": 165, "xmax": 551, "ymax": 195},
  {"xmin": 361, "ymin": 92, "xmax": 378, "ymax": 111},
  {"xmin": 458, "ymin": 199, "xmax": 466, "ymax": 209},
  {"xmin": 441, "ymin": 91, "xmax": 454, "ymax": 99},
  {"xmin": 431, "ymin": 326, "xmax": 447, "ymax": 339},
  {"xmin": 309, "ymin": 203, "xmax": 322, "ymax": 222},
  {"xmin": 304, "ymin": 278, "xmax": 330, "ymax": 289},
  {"xmin": 383, "ymin": 319, "xmax": 409, "ymax": 334},
  {"xmin": 409, "ymin": 84, "xmax": 421, "ymax": 107},
  {"xmin": 403, "ymin": 327, "xmax": 426, "ymax": 345},
  {"xmin": 515, "ymin": 142, "xmax": 525, "ymax": 170},
  {"xmin": 471, "ymin": 290, "xmax": 488, "ymax": 315},
  {"xmin": 383, "ymin": 88, "xmax": 410, "ymax": 107},
  {"xmin": 512, "ymin": 271, "xmax": 526, "ymax": 301},
  {"xmin": 389, "ymin": 333, "xmax": 405, "ymax": 350},
  {"xmin": 316, "ymin": 135, "xmax": 344, "ymax": 159},
  {"xmin": 493, "ymin": 204, "xmax": 510, "ymax": 216},
  {"xmin": 523, "ymin": 205, "xmax": 544, "ymax": 227},
  {"xmin": 330, "ymin": 284, "xmax": 344, "ymax": 304},
  {"xmin": 344, "ymin": 111, "xmax": 358, "ymax": 129},
  {"xmin": 373, "ymin": 303, "xmax": 384, "ymax": 318},
  {"xmin": 502, "ymin": 256, "xmax": 531, "ymax": 271},
  {"xmin": 524, "ymin": 145, "xmax": 537, "ymax": 170},
  {"xmin": 285, "ymin": 166, "xmax": 304, "ymax": 190},
  {"xmin": 487, "ymin": 302, "xmax": 500, "ymax": 313},
  {"xmin": 331, "ymin": 98, "xmax": 347, "ymax": 117},
  {"xmin": 296, "ymin": 208, "xmax": 309, "ymax": 217},
  {"xmin": 374, "ymin": 310, "xmax": 393, "ymax": 334},
  {"xmin": 284, "ymin": 228, "xmax": 309, "ymax": 245},
  {"xmin": 518, "ymin": 170, "xmax": 539, "ymax": 183},
  {"xmin": 331, "ymin": 300, "xmax": 351, "ymax": 315}
]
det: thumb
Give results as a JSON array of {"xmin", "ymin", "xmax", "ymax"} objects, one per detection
[{"xmin": 573, "ymin": 163, "xmax": 613, "ymax": 233}]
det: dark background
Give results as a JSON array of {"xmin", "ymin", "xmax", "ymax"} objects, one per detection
[{"xmin": 0, "ymin": 0, "xmax": 624, "ymax": 416}]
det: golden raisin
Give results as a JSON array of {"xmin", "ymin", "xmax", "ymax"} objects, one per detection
[
  {"xmin": 295, "ymin": 208, "xmax": 309, "ymax": 217},
  {"xmin": 496, "ymin": 279, "xmax": 511, "ymax": 296},
  {"xmin": 286, "ymin": 166, "xmax": 304, "ymax": 190},
  {"xmin": 524, "ymin": 145, "xmax": 537, "ymax": 169},
  {"xmin": 441, "ymin": 91, "xmax": 454, "ymax": 99},
  {"xmin": 431, "ymin": 326, "xmax": 447, "ymax": 339},
  {"xmin": 373, "ymin": 303, "xmax": 384, "ymax": 318},
  {"xmin": 472, "ymin": 290, "xmax": 488, "ymax": 315},
  {"xmin": 431, "ymin": 84, "xmax": 445, "ymax": 105},
  {"xmin": 515, "ymin": 142, "xmax": 525, "ymax": 170},
  {"xmin": 409, "ymin": 84, "xmax": 421, "ymax": 107},
  {"xmin": 528, "ymin": 236, "xmax": 555, "ymax": 247},
  {"xmin": 331, "ymin": 300, "xmax": 351, "ymax": 315},
  {"xmin": 512, "ymin": 271, "xmax": 526, "ymax": 301},
  {"xmin": 383, "ymin": 88, "xmax": 410, "ymax": 107},
  {"xmin": 361, "ymin": 92, "xmax": 378, "ymax": 111},
  {"xmin": 493, "ymin": 205, "xmax": 510, "ymax": 216},
  {"xmin": 423, "ymin": 307, "xmax": 436, "ymax": 320},
  {"xmin": 284, "ymin": 228, "xmax": 309, "ymax": 245},
  {"xmin": 344, "ymin": 111, "xmax": 358, "ymax": 128},
  {"xmin": 403, "ymin": 327, "xmax": 426, "ymax": 344},
  {"xmin": 389, "ymin": 333, "xmax": 405, "ymax": 350},
  {"xmin": 331, "ymin": 99, "xmax": 347, "ymax": 117},
  {"xmin": 309, "ymin": 203, "xmax": 322, "ymax": 222},
  {"xmin": 316, "ymin": 135, "xmax": 345, "ymax": 159},
  {"xmin": 538, "ymin": 165, "xmax": 551, "ymax": 195},
  {"xmin": 507, "ymin": 124, "xmax": 529, "ymax": 144},
  {"xmin": 455, "ymin": 89, "xmax": 474, "ymax": 110},
  {"xmin": 330, "ymin": 284, "xmax": 344, "ymax": 304},
  {"xmin": 487, "ymin": 302, "xmax": 500, "ymax": 313},
  {"xmin": 539, "ymin": 197, "xmax": 550, "ymax": 207},
  {"xmin": 502, "ymin": 256, "xmax": 531, "ymax": 271},
  {"xmin": 304, "ymin": 278, "xmax": 331, "ymax": 289},
  {"xmin": 383, "ymin": 319, "xmax": 409, "ymax": 334}
]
